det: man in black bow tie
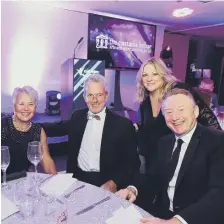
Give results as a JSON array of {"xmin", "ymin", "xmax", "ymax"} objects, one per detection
[
  {"xmin": 117, "ymin": 88, "xmax": 224, "ymax": 224},
  {"xmin": 41, "ymin": 74, "xmax": 139, "ymax": 192}
]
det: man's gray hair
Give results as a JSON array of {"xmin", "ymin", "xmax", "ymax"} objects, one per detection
[
  {"xmin": 161, "ymin": 88, "xmax": 196, "ymax": 114},
  {"xmin": 83, "ymin": 74, "xmax": 108, "ymax": 97},
  {"xmin": 12, "ymin": 86, "xmax": 39, "ymax": 106}
]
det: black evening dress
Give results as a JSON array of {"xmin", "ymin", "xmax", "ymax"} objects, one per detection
[{"xmin": 1, "ymin": 117, "xmax": 41, "ymax": 174}]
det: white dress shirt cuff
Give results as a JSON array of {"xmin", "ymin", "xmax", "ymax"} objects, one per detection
[
  {"xmin": 127, "ymin": 185, "xmax": 138, "ymax": 196},
  {"xmin": 174, "ymin": 215, "xmax": 188, "ymax": 224}
]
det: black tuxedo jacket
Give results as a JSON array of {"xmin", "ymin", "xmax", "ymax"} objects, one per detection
[
  {"xmin": 138, "ymin": 82, "xmax": 221, "ymax": 170},
  {"xmin": 41, "ymin": 108, "xmax": 139, "ymax": 188},
  {"xmin": 136, "ymin": 124, "xmax": 224, "ymax": 224}
]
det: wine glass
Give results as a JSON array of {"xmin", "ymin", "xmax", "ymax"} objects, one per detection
[
  {"xmin": 1, "ymin": 146, "xmax": 11, "ymax": 189},
  {"xmin": 27, "ymin": 141, "xmax": 43, "ymax": 183}
]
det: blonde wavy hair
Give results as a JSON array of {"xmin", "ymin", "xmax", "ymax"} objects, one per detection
[{"xmin": 136, "ymin": 57, "xmax": 177, "ymax": 103}]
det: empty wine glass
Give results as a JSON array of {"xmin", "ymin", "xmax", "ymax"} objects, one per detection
[
  {"xmin": 27, "ymin": 141, "xmax": 43, "ymax": 183},
  {"xmin": 1, "ymin": 146, "xmax": 11, "ymax": 189}
]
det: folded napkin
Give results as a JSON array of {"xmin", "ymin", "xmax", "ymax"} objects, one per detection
[
  {"xmin": 40, "ymin": 173, "xmax": 77, "ymax": 196},
  {"xmin": 106, "ymin": 205, "xmax": 143, "ymax": 224},
  {"xmin": 1, "ymin": 195, "xmax": 19, "ymax": 220},
  {"xmin": 1, "ymin": 170, "xmax": 27, "ymax": 183}
]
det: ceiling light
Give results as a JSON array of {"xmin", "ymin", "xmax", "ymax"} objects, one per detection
[{"xmin": 173, "ymin": 8, "xmax": 194, "ymax": 17}]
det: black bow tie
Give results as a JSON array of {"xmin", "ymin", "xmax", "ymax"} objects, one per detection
[{"xmin": 87, "ymin": 114, "xmax": 101, "ymax": 120}]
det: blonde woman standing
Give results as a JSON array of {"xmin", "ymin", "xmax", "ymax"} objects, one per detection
[{"xmin": 136, "ymin": 57, "xmax": 221, "ymax": 170}]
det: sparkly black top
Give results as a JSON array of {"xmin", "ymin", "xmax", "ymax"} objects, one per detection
[{"xmin": 1, "ymin": 117, "xmax": 41, "ymax": 174}]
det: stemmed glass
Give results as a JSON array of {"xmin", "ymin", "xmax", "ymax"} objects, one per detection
[
  {"xmin": 1, "ymin": 146, "xmax": 11, "ymax": 189},
  {"xmin": 27, "ymin": 141, "xmax": 43, "ymax": 183}
]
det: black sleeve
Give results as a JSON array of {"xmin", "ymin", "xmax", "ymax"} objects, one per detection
[
  {"xmin": 132, "ymin": 138, "xmax": 163, "ymax": 210},
  {"xmin": 137, "ymin": 102, "xmax": 148, "ymax": 157},
  {"xmin": 39, "ymin": 120, "xmax": 70, "ymax": 137},
  {"xmin": 110, "ymin": 119, "xmax": 140, "ymax": 188},
  {"xmin": 39, "ymin": 111, "xmax": 79, "ymax": 137},
  {"xmin": 139, "ymin": 103, "xmax": 144, "ymax": 125},
  {"xmin": 178, "ymin": 135, "xmax": 224, "ymax": 224}
]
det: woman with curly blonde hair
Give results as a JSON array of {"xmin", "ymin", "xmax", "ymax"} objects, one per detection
[{"xmin": 136, "ymin": 57, "xmax": 221, "ymax": 171}]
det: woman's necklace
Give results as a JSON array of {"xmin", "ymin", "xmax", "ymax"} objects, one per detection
[{"xmin": 12, "ymin": 116, "xmax": 32, "ymax": 132}]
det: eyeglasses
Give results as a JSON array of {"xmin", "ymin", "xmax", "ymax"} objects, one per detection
[{"xmin": 86, "ymin": 93, "xmax": 105, "ymax": 100}]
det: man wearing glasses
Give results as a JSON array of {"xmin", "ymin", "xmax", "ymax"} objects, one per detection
[{"xmin": 42, "ymin": 74, "xmax": 139, "ymax": 192}]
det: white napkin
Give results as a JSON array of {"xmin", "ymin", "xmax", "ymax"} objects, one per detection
[
  {"xmin": 1, "ymin": 195, "xmax": 19, "ymax": 220},
  {"xmin": 40, "ymin": 173, "xmax": 77, "ymax": 196},
  {"xmin": 106, "ymin": 205, "xmax": 143, "ymax": 224}
]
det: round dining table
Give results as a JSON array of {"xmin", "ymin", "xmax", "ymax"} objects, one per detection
[{"xmin": 2, "ymin": 173, "xmax": 153, "ymax": 224}]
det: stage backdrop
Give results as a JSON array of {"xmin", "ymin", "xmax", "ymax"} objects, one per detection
[{"xmin": 1, "ymin": 1, "xmax": 165, "ymax": 113}]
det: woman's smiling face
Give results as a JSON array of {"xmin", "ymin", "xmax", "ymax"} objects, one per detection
[{"xmin": 142, "ymin": 64, "xmax": 164, "ymax": 93}]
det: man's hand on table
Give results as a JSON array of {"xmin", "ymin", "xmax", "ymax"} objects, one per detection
[
  {"xmin": 140, "ymin": 217, "xmax": 183, "ymax": 224},
  {"xmin": 101, "ymin": 180, "xmax": 117, "ymax": 193},
  {"xmin": 116, "ymin": 187, "xmax": 137, "ymax": 202}
]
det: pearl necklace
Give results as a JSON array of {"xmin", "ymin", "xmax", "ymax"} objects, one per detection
[{"xmin": 12, "ymin": 116, "xmax": 32, "ymax": 132}]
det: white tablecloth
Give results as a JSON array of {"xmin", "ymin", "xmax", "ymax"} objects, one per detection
[{"xmin": 2, "ymin": 173, "xmax": 153, "ymax": 224}]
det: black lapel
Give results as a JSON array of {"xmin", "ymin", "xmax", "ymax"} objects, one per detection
[
  {"xmin": 100, "ymin": 108, "xmax": 113, "ymax": 167},
  {"xmin": 74, "ymin": 109, "xmax": 88, "ymax": 149},
  {"xmin": 175, "ymin": 124, "xmax": 202, "ymax": 190}
]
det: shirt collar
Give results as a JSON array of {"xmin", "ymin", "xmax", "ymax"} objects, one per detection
[
  {"xmin": 175, "ymin": 122, "xmax": 197, "ymax": 145},
  {"xmin": 88, "ymin": 107, "xmax": 106, "ymax": 118}
]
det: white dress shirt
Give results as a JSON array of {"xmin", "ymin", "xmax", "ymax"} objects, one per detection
[
  {"xmin": 169, "ymin": 123, "xmax": 197, "ymax": 224},
  {"xmin": 77, "ymin": 108, "xmax": 106, "ymax": 172},
  {"xmin": 128, "ymin": 123, "xmax": 197, "ymax": 224}
]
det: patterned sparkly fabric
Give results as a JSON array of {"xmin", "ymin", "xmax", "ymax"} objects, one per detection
[
  {"xmin": 1, "ymin": 117, "xmax": 41, "ymax": 174},
  {"xmin": 174, "ymin": 82, "xmax": 221, "ymax": 130}
]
